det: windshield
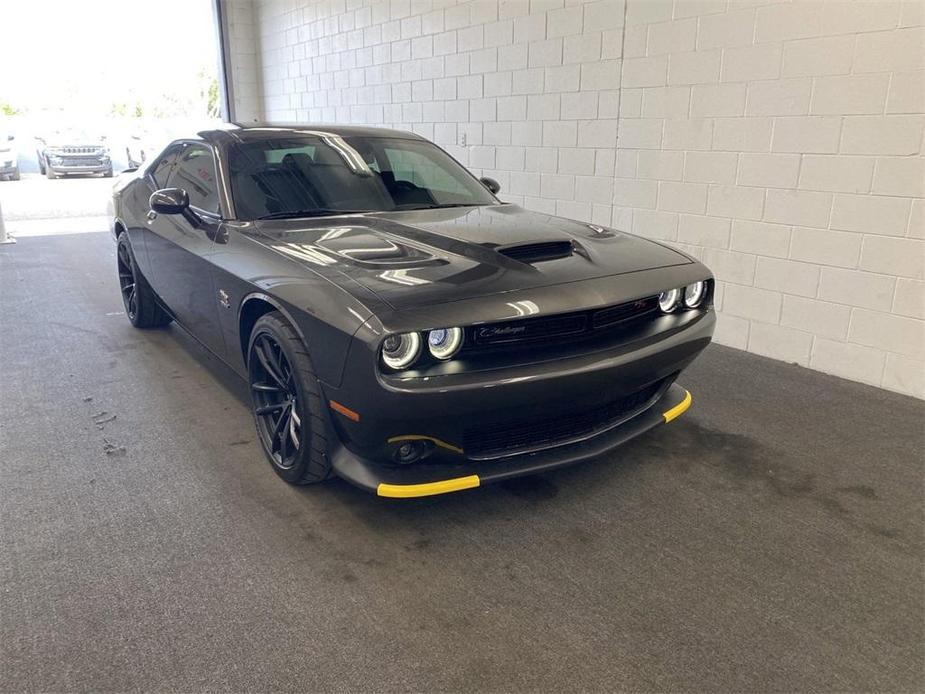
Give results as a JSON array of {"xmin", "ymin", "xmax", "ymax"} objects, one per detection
[{"xmin": 228, "ymin": 134, "xmax": 496, "ymax": 220}]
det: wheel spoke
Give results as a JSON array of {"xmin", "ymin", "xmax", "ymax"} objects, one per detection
[
  {"xmin": 271, "ymin": 402, "xmax": 291, "ymax": 445},
  {"xmin": 255, "ymin": 401, "xmax": 288, "ymax": 416},
  {"xmin": 289, "ymin": 408, "xmax": 301, "ymax": 450},
  {"xmin": 251, "ymin": 381, "xmax": 281, "ymax": 393},
  {"xmin": 261, "ymin": 336, "xmax": 288, "ymax": 388},
  {"xmin": 254, "ymin": 342, "xmax": 287, "ymax": 390},
  {"xmin": 279, "ymin": 422, "xmax": 290, "ymax": 460}
]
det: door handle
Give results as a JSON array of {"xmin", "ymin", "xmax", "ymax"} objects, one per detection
[{"xmin": 147, "ymin": 210, "xmax": 157, "ymax": 221}]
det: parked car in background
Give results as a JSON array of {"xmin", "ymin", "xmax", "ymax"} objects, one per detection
[
  {"xmin": 111, "ymin": 124, "xmax": 715, "ymax": 498},
  {"xmin": 37, "ymin": 129, "xmax": 113, "ymax": 179},
  {"xmin": 0, "ymin": 134, "xmax": 19, "ymax": 181}
]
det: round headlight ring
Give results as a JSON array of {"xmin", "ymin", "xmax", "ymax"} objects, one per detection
[
  {"xmin": 427, "ymin": 326, "xmax": 463, "ymax": 360},
  {"xmin": 658, "ymin": 288, "xmax": 681, "ymax": 313},
  {"xmin": 381, "ymin": 332, "xmax": 421, "ymax": 370},
  {"xmin": 684, "ymin": 281, "xmax": 706, "ymax": 308}
]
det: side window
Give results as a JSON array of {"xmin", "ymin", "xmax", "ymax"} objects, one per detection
[
  {"xmin": 172, "ymin": 144, "xmax": 220, "ymax": 214},
  {"xmin": 150, "ymin": 146, "xmax": 180, "ymax": 187}
]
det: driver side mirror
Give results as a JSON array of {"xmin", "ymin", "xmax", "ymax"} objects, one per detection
[
  {"xmin": 480, "ymin": 176, "xmax": 500, "ymax": 195},
  {"xmin": 150, "ymin": 188, "xmax": 189, "ymax": 215}
]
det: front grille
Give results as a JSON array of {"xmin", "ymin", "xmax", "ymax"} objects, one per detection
[
  {"xmin": 61, "ymin": 146, "xmax": 99, "ymax": 154},
  {"xmin": 463, "ymin": 379, "xmax": 665, "ymax": 459},
  {"xmin": 593, "ymin": 296, "xmax": 659, "ymax": 328},
  {"xmin": 59, "ymin": 158, "xmax": 101, "ymax": 167},
  {"xmin": 472, "ymin": 313, "xmax": 587, "ymax": 346},
  {"xmin": 468, "ymin": 296, "xmax": 658, "ymax": 349},
  {"xmin": 498, "ymin": 240, "xmax": 573, "ymax": 263}
]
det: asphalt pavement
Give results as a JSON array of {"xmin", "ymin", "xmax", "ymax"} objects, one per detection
[{"xmin": 1, "ymin": 229, "xmax": 923, "ymax": 692}]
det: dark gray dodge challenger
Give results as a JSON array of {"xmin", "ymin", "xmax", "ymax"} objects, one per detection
[{"xmin": 111, "ymin": 124, "xmax": 714, "ymax": 498}]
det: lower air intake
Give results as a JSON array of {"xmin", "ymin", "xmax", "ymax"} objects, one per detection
[{"xmin": 463, "ymin": 379, "xmax": 666, "ymax": 459}]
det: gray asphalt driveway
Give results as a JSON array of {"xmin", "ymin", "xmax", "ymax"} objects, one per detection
[{"xmin": 1, "ymin": 230, "xmax": 922, "ymax": 692}]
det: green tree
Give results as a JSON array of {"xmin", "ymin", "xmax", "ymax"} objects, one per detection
[
  {"xmin": 206, "ymin": 77, "xmax": 220, "ymax": 119},
  {"xmin": 0, "ymin": 102, "xmax": 22, "ymax": 116}
]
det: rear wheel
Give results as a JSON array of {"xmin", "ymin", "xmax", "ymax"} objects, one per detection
[
  {"xmin": 248, "ymin": 312, "xmax": 331, "ymax": 485},
  {"xmin": 116, "ymin": 233, "xmax": 172, "ymax": 328}
]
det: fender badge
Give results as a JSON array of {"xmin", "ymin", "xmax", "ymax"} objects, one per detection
[{"xmin": 218, "ymin": 289, "xmax": 230, "ymax": 309}]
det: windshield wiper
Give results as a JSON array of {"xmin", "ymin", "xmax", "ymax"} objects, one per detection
[{"xmin": 256, "ymin": 208, "xmax": 368, "ymax": 220}]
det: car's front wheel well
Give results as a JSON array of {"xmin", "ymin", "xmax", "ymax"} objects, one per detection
[
  {"xmin": 239, "ymin": 298, "xmax": 278, "ymax": 363},
  {"xmin": 113, "ymin": 220, "xmax": 126, "ymax": 237}
]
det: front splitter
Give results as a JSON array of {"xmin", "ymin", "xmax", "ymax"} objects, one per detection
[{"xmin": 330, "ymin": 383, "xmax": 693, "ymax": 498}]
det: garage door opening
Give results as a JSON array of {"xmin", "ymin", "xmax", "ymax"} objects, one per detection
[{"xmin": 0, "ymin": 0, "xmax": 223, "ymax": 238}]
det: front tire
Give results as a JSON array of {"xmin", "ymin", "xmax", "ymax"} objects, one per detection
[
  {"xmin": 116, "ymin": 233, "xmax": 172, "ymax": 328},
  {"xmin": 45, "ymin": 165, "xmax": 56, "ymax": 179},
  {"xmin": 248, "ymin": 312, "xmax": 331, "ymax": 485}
]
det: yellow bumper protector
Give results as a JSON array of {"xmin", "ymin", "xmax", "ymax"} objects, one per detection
[
  {"xmin": 377, "ymin": 475, "xmax": 480, "ymax": 498},
  {"xmin": 386, "ymin": 435, "xmax": 464, "ymax": 455},
  {"xmin": 662, "ymin": 389, "xmax": 692, "ymax": 423}
]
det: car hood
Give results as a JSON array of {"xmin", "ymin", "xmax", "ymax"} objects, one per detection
[
  {"xmin": 44, "ymin": 138, "xmax": 105, "ymax": 148},
  {"xmin": 252, "ymin": 204, "xmax": 691, "ymax": 310}
]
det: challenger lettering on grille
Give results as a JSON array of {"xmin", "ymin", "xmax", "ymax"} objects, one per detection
[{"xmin": 477, "ymin": 325, "xmax": 526, "ymax": 339}]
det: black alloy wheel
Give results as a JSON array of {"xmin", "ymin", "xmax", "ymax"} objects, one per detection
[
  {"xmin": 250, "ymin": 332, "xmax": 303, "ymax": 469},
  {"xmin": 117, "ymin": 240, "xmax": 138, "ymax": 322},
  {"xmin": 247, "ymin": 312, "xmax": 331, "ymax": 484},
  {"xmin": 115, "ymin": 234, "xmax": 172, "ymax": 328}
]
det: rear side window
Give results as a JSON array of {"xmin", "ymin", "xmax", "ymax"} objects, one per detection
[
  {"xmin": 172, "ymin": 144, "xmax": 220, "ymax": 214},
  {"xmin": 150, "ymin": 146, "xmax": 179, "ymax": 187}
]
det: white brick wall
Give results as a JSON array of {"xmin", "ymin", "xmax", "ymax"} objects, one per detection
[{"xmin": 225, "ymin": 0, "xmax": 925, "ymax": 399}]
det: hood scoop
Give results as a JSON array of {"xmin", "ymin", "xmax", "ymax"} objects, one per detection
[{"xmin": 496, "ymin": 240, "xmax": 574, "ymax": 264}]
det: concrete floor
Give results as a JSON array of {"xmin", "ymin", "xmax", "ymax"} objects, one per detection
[{"xmin": 1, "ymin": 230, "xmax": 923, "ymax": 692}]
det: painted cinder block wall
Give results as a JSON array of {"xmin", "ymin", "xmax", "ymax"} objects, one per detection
[{"xmin": 223, "ymin": 0, "xmax": 925, "ymax": 398}]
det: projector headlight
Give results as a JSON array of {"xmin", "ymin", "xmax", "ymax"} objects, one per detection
[
  {"xmin": 658, "ymin": 288, "xmax": 681, "ymax": 313},
  {"xmin": 381, "ymin": 332, "xmax": 421, "ymax": 370},
  {"xmin": 684, "ymin": 281, "xmax": 706, "ymax": 308},
  {"xmin": 427, "ymin": 327, "xmax": 463, "ymax": 360}
]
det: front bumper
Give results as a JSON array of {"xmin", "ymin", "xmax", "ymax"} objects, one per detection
[
  {"xmin": 331, "ymin": 383, "xmax": 692, "ymax": 497},
  {"xmin": 322, "ymin": 308, "xmax": 714, "ymax": 497},
  {"xmin": 47, "ymin": 157, "xmax": 111, "ymax": 174}
]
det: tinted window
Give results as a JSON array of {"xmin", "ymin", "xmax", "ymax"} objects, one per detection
[
  {"xmin": 172, "ymin": 144, "xmax": 219, "ymax": 214},
  {"xmin": 228, "ymin": 135, "xmax": 496, "ymax": 220},
  {"xmin": 150, "ymin": 146, "xmax": 180, "ymax": 187}
]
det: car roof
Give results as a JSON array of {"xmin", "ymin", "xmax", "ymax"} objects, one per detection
[{"xmin": 196, "ymin": 122, "xmax": 426, "ymax": 145}]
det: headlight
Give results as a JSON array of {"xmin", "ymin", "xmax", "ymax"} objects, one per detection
[
  {"xmin": 658, "ymin": 288, "xmax": 681, "ymax": 313},
  {"xmin": 684, "ymin": 281, "xmax": 706, "ymax": 308},
  {"xmin": 427, "ymin": 327, "xmax": 463, "ymax": 360},
  {"xmin": 381, "ymin": 332, "xmax": 421, "ymax": 369}
]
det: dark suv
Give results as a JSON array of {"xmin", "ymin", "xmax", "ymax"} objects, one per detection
[{"xmin": 38, "ymin": 130, "xmax": 112, "ymax": 179}]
